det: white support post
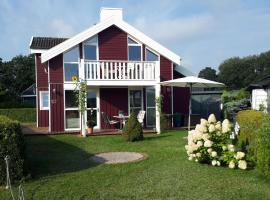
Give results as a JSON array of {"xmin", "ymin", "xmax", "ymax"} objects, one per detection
[
  {"xmin": 155, "ymin": 84, "xmax": 161, "ymax": 134},
  {"xmin": 79, "ymin": 59, "xmax": 85, "ymax": 80}
]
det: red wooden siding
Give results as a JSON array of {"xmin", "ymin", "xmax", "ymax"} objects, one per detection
[
  {"xmin": 98, "ymin": 25, "xmax": 128, "ymax": 60},
  {"xmin": 49, "ymin": 54, "xmax": 64, "ymax": 132},
  {"xmin": 160, "ymin": 55, "xmax": 172, "ymax": 114},
  {"xmin": 36, "ymin": 54, "xmax": 49, "ymax": 127},
  {"xmin": 173, "ymin": 70, "xmax": 190, "ymax": 115},
  {"xmin": 100, "ymin": 88, "xmax": 128, "ymax": 129}
]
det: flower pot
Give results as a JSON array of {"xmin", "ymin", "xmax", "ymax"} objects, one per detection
[{"xmin": 87, "ymin": 127, "xmax": 94, "ymax": 134}]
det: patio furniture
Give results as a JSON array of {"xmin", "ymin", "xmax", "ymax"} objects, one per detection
[
  {"xmin": 101, "ymin": 112, "xmax": 119, "ymax": 128},
  {"xmin": 137, "ymin": 110, "xmax": 145, "ymax": 126},
  {"xmin": 113, "ymin": 114, "xmax": 130, "ymax": 129}
]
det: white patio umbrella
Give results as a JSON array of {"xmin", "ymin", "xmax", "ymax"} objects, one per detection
[{"xmin": 160, "ymin": 76, "xmax": 225, "ymax": 131}]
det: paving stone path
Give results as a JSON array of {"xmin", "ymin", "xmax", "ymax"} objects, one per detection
[{"xmin": 90, "ymin": 152, "xmax": 146, "ymax": 164}]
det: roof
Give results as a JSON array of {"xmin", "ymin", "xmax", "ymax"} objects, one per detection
[
  {"xmin": 21, "ymin": 83, "xmax": 36, "ymax": 96},
  {"xmin": 29, "ymin": 37, "xmax": 68, "ymax": 54},
  {"xmin": 248, "ymin": 75, "xmax": 270, "ymax": 90},
  {"xmin": 40, "ymin": 16, "xmax": 181, "ymax": 65}
]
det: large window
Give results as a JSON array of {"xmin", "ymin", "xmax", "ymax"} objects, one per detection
[
  {"xmin": 146, "ymin": 48, "xmax": 159, "ymax": 61},
  {"xmin": 40, "ymin": 91, "xmax": 49, "ymax": 110},
  {"xmin": 84, "ymin": 36, "xmax": 98, "ymax": 60},
  {"xmin": 87, "ymin": 91, "xmax": 97, "ymax": 127},
  {"xmin": 128, "ymin": 37, "xmax": 141, "ymax": 61},
  {"xmin": 64, "ymin": 46, "xmax": 79, "ymax": 82},
  {"xmin": 146, "ymin": 87, "xmax": 156, "ymax": 127},
  {"xmin": 65, "ymin": 90, "xmax": 79, "ymax": 129},
  {"xmin": 129, "ymin": 89, "xmax": 142, "ymax": 115}
]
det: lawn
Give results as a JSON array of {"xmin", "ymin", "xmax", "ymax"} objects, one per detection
[{"xmin": 1, "ymin": 131, "xmax": 270, "ymax": 200}]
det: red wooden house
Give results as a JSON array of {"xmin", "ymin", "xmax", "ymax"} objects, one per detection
[{"xmin": 29, "ymin": 8, "xmax": 191, "ymax": 134}]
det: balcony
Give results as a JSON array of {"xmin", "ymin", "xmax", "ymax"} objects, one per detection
[{"xmin": 79, "ymin": 60, "xmax": 160, "ymax": 86}]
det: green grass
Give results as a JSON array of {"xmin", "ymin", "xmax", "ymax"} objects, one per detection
[{"xmin": 1, "ymin": 131, "xmax": 270, "ymax": 200}]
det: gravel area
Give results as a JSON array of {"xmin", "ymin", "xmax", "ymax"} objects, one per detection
[{"xmin": 90, "ymin": 152, "xmax": 146, "ymax": 164}]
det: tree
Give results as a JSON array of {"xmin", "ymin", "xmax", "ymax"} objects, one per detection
[
  {"xmin": 198, "ymin": 67, "xmax": 218, "ymax": 81},
  {"xmin": 0, "ymin": 55, "xmax": 35, "ymax": 100}
]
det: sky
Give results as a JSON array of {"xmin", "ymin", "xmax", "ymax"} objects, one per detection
[{"xmin": 1, "ymin": 0, "xmax": 270, "ymax": 74}]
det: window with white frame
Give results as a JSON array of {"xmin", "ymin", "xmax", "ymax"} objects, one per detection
[
  {"xmin": 84, "ymin": 36, "xmax": 98, "ymax": 60},
  {"xmin": 65, "ymin": 90, "xmax": 80, "ymax": 129},
  {"xmin": 129, "ymin": 89, "xmax": 142, "ymax": 115},
  {"xmin": 146, "ymin": 48, "xmax": 159, "ymax": 61},
  {"xmin": 63, "ymin": 46, "xmax": 79, "ymax": 82},
  {"xmin": 128, "ymin": 37, "xmax": 141, "ymax": 61},
  {"xmin": 40, "ymin": 91, "xmax": 49, "ymax": 110}
]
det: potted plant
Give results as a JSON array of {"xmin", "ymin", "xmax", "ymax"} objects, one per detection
[{"xmin": 87, "ymin": 111, "xmax": 96, "ymax": 134}]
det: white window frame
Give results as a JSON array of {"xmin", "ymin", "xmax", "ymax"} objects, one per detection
[
  {"xmin": 63, "ymin": 45, "xmax": 79, "ymax": 83},
  {"xmin": 83, "ymin": 35, "xmax": 99, "ymax": 61},
  {"xmin": 128, "ymin": 36, "xmax": 142, "ymax": 61},
  {"xmin": 39, "ymin": 91, "xmax": 49, "ymax": 110},
  {"xmin": 64, "ymin": 90, "xmax": 80, "ymax": 131},
  {"xmin": 145, "ymin": 47, "xmax": 160, "ymax": 61}
]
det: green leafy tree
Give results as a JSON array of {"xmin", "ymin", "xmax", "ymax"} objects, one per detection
[{"xmin": 198, "ymin": 67, "xmax": 218, "ymax": 81}]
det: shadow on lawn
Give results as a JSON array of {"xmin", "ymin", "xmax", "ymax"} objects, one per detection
[{"xmin": 25, "ymin": 135, "xmax": 99, "ymax": 178}]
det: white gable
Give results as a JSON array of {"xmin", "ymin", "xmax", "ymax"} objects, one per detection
[{"xmin": 41, "ymin": 11, "xmax": 181, "ymax": 65}]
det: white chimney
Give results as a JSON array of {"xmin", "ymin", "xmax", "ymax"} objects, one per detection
[{"xmin": 100, "ymin": 7, "xmax": 123, "ymax": 21}]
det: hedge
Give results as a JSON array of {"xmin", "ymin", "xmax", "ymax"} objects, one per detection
[
  {"xmin": 0, "ymin": 115, "xmax": 26, "ymax": 185},
  {"xmin": 236, "ymin": 110, "xmax": 265, "ymax": 159},
  {"xmin": 0, "ymin": 108, "xmax": 36, "ymax": 123},
  {"xmin": 122, "ymin": 112, "xmax": 143, "ymax": 142},
  {"xmin": 254, "ymin": 116, "xmax": 270, "ymax": 177}
]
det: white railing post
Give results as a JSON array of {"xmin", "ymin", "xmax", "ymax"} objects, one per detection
[{"xmin": 79, "ymin": 59, "xmax": 85, "ymax": 80}]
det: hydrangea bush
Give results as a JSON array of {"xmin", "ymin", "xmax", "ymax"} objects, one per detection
[{"xmin": 185, "ymin": 114, "xmax": 247, "ymax": 170}]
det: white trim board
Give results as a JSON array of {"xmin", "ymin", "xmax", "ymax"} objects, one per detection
[{"xmin": 41, "ymin": 16, "xmax": 181, "ymax": 65}]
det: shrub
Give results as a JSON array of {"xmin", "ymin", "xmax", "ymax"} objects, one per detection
[
  {"xmin": 122, "ymin": 112, "xmax": 143, "ymax": 142},
  {"xmin": 236, "ymin": 110, "xmax": 265, "ymax": 156},
  {"xmin": 185, "ymin": 114, "xmax": 248, "ymax": 170},
  {"xmin": 160, "ymin": 113, "xmax": 168, "ymax": 133},
  {"xmin": 0, "ymin": 108, "xmax": 36, "ymax": 123},
  {"xmin": 254, "ymin": 116, "xmax": 270, "ymax": 177},
  {"xmin": 0, "ymin": 115, "xmax": 26, "ymax": 185}
]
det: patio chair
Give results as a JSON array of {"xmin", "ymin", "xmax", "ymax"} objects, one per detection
[
  {"xmin": 101, "ymin": 112, "xmax": 119, "ymax": 128},
  {"xmin": 137, "ymin": 110, "xmax": 145, "ymax": 126}
]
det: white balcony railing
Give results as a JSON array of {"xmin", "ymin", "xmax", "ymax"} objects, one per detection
[{"xmin": 81, "ymin": 60, "xmax": 159, "ymax": 81}]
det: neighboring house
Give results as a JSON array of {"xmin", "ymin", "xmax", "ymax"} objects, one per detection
[
  {"xmin": 29, "ymin": 8, "xmax": 192, "ymax": 133},
  {"xmin": 20, "ymin": 83, "xmax": 36, "ymax": 106},
  {"xmin": 249, "ymin": 75, "xmax": 270, "ymax": 112}
]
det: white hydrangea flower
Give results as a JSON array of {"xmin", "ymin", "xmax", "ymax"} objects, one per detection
[
  {"xmin": 196, "ymin": 152, "xmax": 201, "ymax": 158},
  {"xmin": 204, "ymin": 140, "xmax": 213, "ymax": 148},
  {"xmin": 216, "ymin": 161, "xmax": 221, "ymax": 166},
  {"xmin": 200, "ymin": 118, "xmax": 208, "ymax": 127},
  {"xmin": 188, "ymin": 156, "xmax": 193, "ymax": 161},
  {"xmin": 208, "ymin": 114, "xmax": 217, "ymax": 124},
  {"xmin": 222, "ymin": 119, "xmax": 231, "ymax": 133},
  {"xmin": 229, "ymin": 161, "xmax": 235, "ymax": 169},
  {"xmin": 227, "ymin": 144, "xmax": 235, "ymax": 152},
  {"xmin": 202, "ymin": 133, "xmax": 210, "ymax": 141},
  {"xmin": 215, "ymin": 122, "xmax": 222, "ymax": 131},
  {"xmin": 195, "ymin": 124, "xmax": 207, "ymax": 133},
  {"xmin": 195, "ymin": 159, "xmax": 198, "ymax": 162},
  {"xmin": 238, "ymin": 160, "xmax": 247, "ymax": 170},
  {"xmin": 211, "ymin": 151, "xmax": 217, "ymax": 157},
  {"xmin": 212, "ymin": 160, "xmax": 217, "ymax": 166},
  {"xmin": 235, "ymin": 152, "xmax": 245, "ymax": 160},
  {"xmin": 222, "ymin": 145, "xmax": 227, "ymax": 151},
  {"xmin": 207, "ymin": 148, "xmax": 213, "ymax": 153},
  {"xmin": 197, "ymin": 141, "xmax": 203, "ymax": 147},
  {"xmin": 208, "ymin": 124, "xmax": 215, "ymax": 133},
  {"xmin": 216, "ymin": 131, "xmax": 222, "ymax": 136}
]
